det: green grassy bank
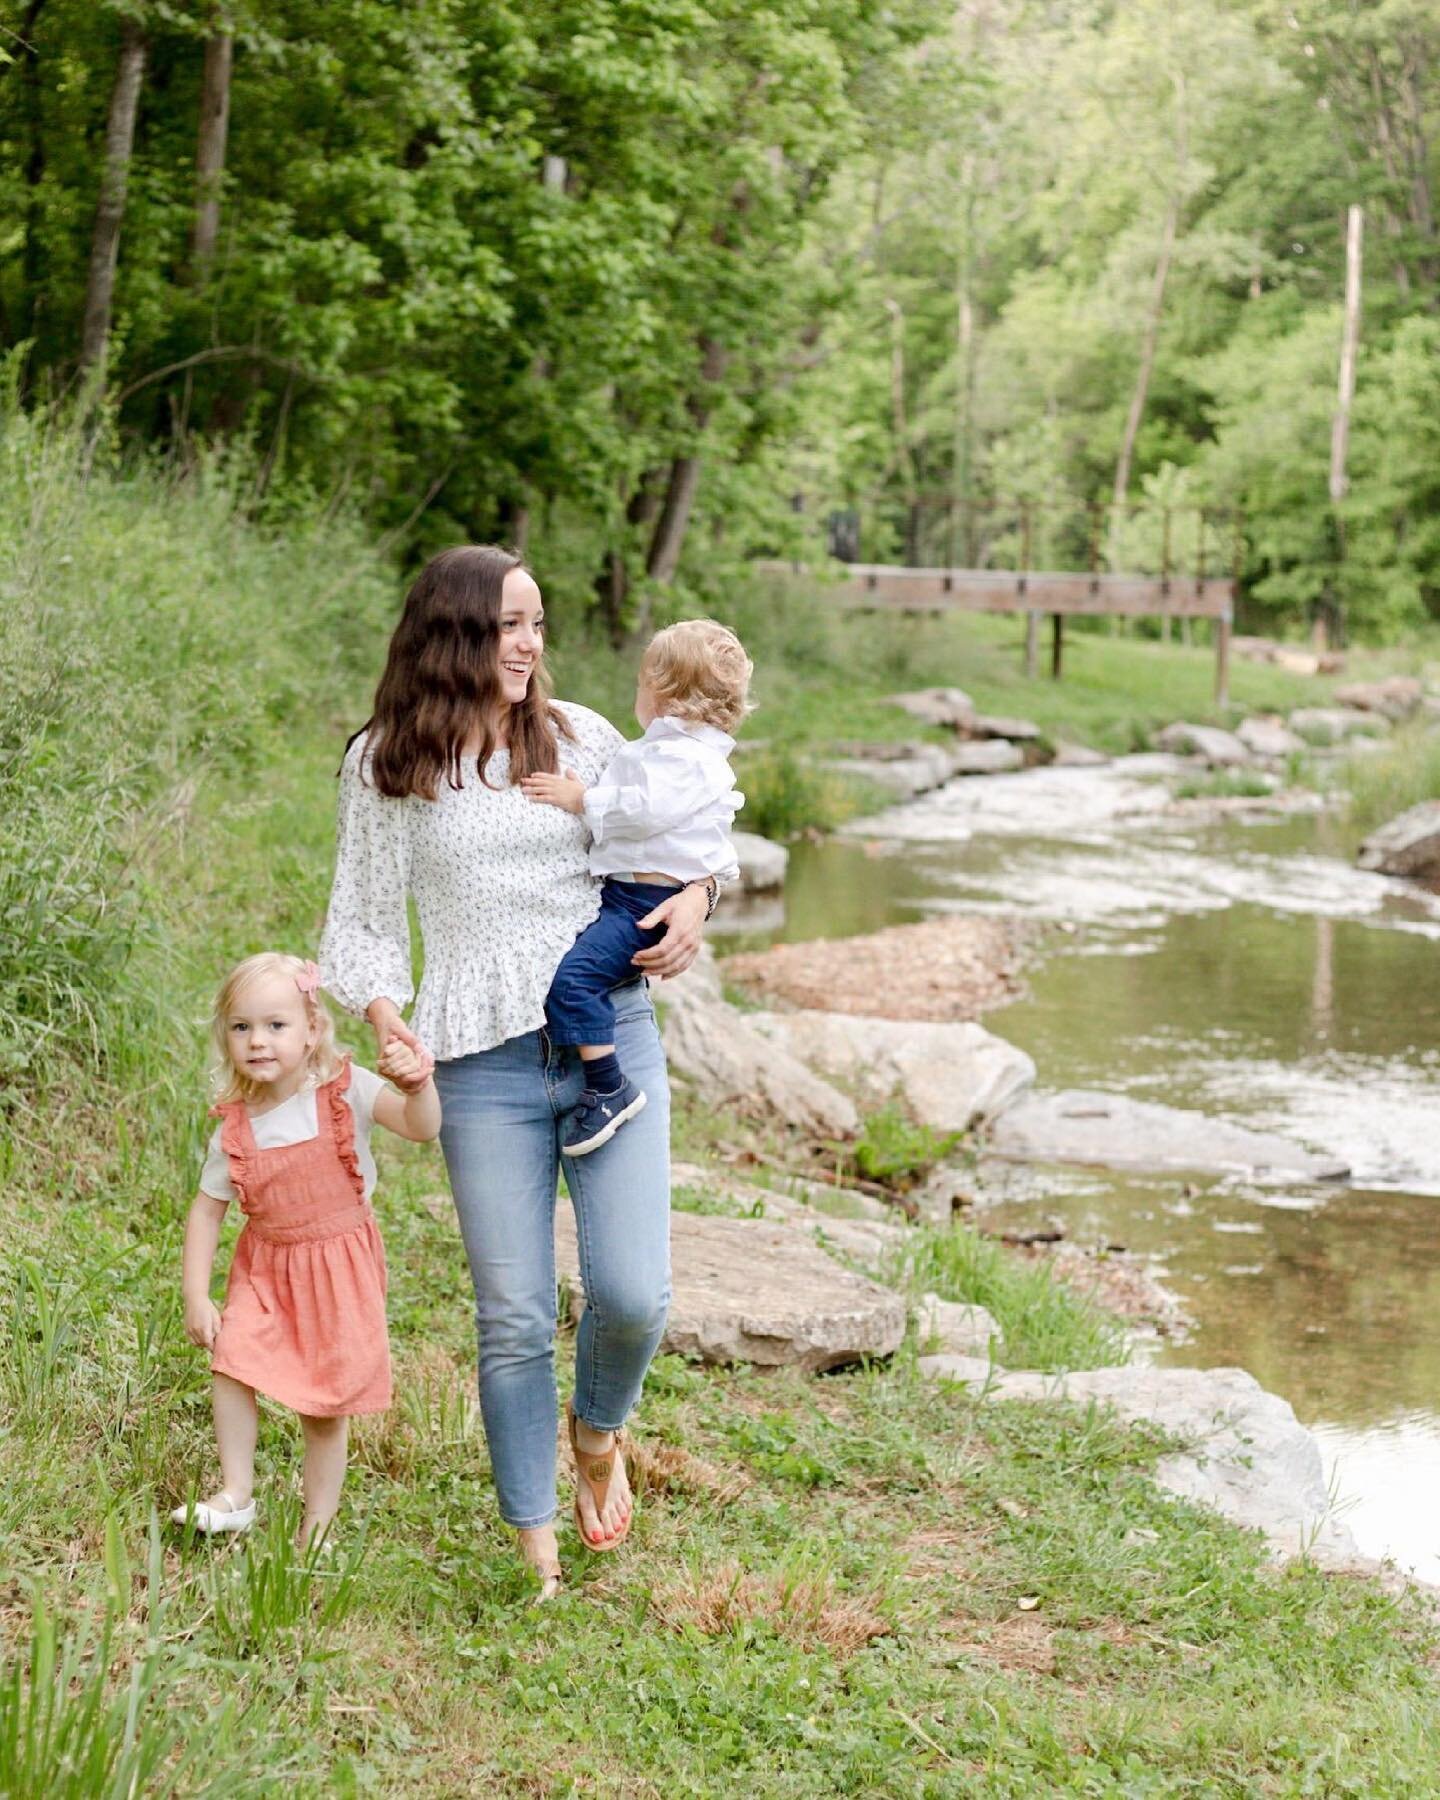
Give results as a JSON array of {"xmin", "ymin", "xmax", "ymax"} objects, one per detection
[{"xmin": 3, "ymin": 429, "xmax": 1439, "ymax": 1795}]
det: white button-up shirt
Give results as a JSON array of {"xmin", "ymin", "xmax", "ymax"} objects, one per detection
[{"xmin": 582, "ymin": 716, "xmax": 743, "ymax": 885}]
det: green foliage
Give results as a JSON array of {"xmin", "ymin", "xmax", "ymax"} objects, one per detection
[
  {"xmin": 849, "ymin": 1102, "xmax": 960, "ymax": 1189},
  {"xmin": 884, "ymin": 1223, "xmax": 1130, "ymax": 1373},
  {"xmin": 1174, "ymin": 770, "xmax": 1275, "ymax": 800},
  {"xmin": 737, "ymin": 746, "xmax": 874, "ymax": 840},
  {"xmin": 1340, "ymin": 724, "xmax": 1440, "ymax": 837}
]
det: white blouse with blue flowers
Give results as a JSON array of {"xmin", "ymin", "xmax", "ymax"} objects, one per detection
[{"xmin": 318, "ymin": 701, "xmax": 626, "ymax": 1061}]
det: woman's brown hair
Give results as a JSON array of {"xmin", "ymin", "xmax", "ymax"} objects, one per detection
[{"xmin": 359, "ymin": 545, "xmax": 573, "ymax": 799}]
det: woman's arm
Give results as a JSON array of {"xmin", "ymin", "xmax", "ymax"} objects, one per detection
[
  {"xmin": 318, "ymin": 739, "xmax": 415, "ymax": 1024},
  {"xmin": 181, "ymin": 1191, "xmax": 228, "ymax": 1348},
  {"xmin": 631, "ymin": 879, "xmax": 710, "ymax": 979}
]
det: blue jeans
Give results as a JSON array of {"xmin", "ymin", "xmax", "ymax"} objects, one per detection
[
  {"xmin": 433, "ymin": 981, "xmax": 671, "ymax": 1528},
  {"xmin": 544, "ymin": 879, "xmax": 671, "ymax": 1048}
]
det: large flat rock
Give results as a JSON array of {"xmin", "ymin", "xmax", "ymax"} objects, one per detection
[
  {"xmin": 730, "ymin": 828, "xmax": 789, "ymax": 892},
  {"xmin": 952, "ymin": 739, "xmax": 1025, "ymax": 775},
  {"xmin": 721, "ymin": 916, "xmax": 1031, "ymax": 1022},
  {"xmin": 1356, "ymin": 801, "xmax": 1440, "ymax": 881},
  {"xmin": 1237, "ymin": 714, "xmax": 1304, "ymax": 760},
  {"xmin": 555, "ymin": 1205, "xmax": 906, "ymax": 1371},
  {"xmin": 752, "ymin": 1011, "xmax": 1035, "ymax": 1135},
  {"xmin": 1333, "ymin": 676, "xmax": 1423, "ymax": 720},
  {"xmin": 662, "ymin": 995, "xmax": 858, "ymax": 1138},
  {"xmin": 1154, "ymin": 722, "xmax": 1250, "ymax": 767},
  {"xmin": 917, "ymin": 1360, "xmax": 1357, "ymax": 1563},
  {"xmin": 1289, "ymin": 706, "xmax": 1387, "ymax": 745},
  {"xmin": 987, "ymin": 1088, "xmax": 1348, "ymax": 1182},
  {"xmin": 888, "ymin": 686, "xmax": 976, "ymax": 729}
]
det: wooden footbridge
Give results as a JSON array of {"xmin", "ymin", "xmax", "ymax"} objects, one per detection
[{"xmin": 760, "ymin": 502, "xmax": 1240, "ymax": 705}]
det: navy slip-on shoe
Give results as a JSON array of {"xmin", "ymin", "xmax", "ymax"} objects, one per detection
[{"xmin": 563, "ymin": 1078, "xmax": 647, "ymax": 1157}]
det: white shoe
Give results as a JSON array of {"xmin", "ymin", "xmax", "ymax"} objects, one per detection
[{"xmin": 170, "ymin": 1490, "xmax": 256, "ymax": 1535}]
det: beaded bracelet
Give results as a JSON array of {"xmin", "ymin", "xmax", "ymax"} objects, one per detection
[{"xmin": 686, "ymin": 875, "xmax": 721, "ymax": 920}]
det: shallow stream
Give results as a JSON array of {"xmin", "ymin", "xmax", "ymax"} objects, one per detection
[{"xmin": 722, "ymin": 758, "xmax": 1440, "ymax": 1579}]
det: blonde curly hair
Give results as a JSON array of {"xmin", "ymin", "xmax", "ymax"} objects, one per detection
[
  {"xmin": 639, "ymin": 619, "xmax": 753, "ymax": 735},
  {"xmin": 209, "ymin": 951, "xmax": 342, "ymax": 1105}
]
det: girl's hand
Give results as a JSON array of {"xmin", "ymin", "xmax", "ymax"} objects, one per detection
[
  {"xmin": 632, "ymin": 881, "xmax": 709, "ymax": 979},
  {"xmin": 184, "ymin": 1294, "xmax": 223, "ymax": 1350},
  {"xmin": 520, "ymin": 768, "xmax": 586, "ymax": 815},
  {"xmin": 380, "ymin": 1034, "xmax": 434, "ymax": 1092}
]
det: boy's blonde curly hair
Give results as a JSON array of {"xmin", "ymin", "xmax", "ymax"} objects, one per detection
[
  {"xmin": 639, "ymin": 619, "xmax": 753, "ymax": 735},
  {"xmin": 209, "ymin": 951, "xmax": 342, "ymax": 1105}
]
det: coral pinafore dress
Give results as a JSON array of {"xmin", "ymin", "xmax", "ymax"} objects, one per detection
[{"xmin": 209, "ymin": 1059, "xmax": 391, "ymax": 1417}]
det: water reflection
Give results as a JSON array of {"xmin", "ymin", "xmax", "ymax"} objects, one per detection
[{"xmin": 724, "ymin": 791, "xmax": 1440, "ymax": 1575}]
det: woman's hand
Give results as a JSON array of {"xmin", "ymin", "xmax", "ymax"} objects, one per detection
[
  {"xmin": 632, "ymin": 881, "xmax": 710, "ymax": 980},
  {"xmin": 368, "ymin": 1000, "xmax": 432, "ymax": 1092},
  {"xmin": 184, "ymin": 1292, "xmax": 223, "ymax": 1350}
]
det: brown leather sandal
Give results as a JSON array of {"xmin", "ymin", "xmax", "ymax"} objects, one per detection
[{"xmin": 567, "ymin": 1400, "xmax": 633, "ymax": 1552}]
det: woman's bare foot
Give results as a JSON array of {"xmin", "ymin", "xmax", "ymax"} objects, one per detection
[
  {"xmin": 571, "ymin": 1416, "xmax": 633, "ymax": 1550},
  {"xmin": 517, "ymin": 1523, "xmax": 562, "ymax": 1602}
]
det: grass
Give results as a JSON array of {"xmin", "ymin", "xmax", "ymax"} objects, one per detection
[
  {"xmin": 1174, "ymin": 770, "xmax": 1275, "ymax": 801},
  {"xmin": 1339, "ymin": 723, "xmax": 1440, "ymax": 837},
  {"xmin": 5, "ymin": 420, "xmax": 1440, "ymax": 1792}
]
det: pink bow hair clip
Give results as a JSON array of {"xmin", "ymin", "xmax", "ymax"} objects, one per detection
[{"xmin": 295, "ymin": 959, "xmax": 321, "ymax": 997}]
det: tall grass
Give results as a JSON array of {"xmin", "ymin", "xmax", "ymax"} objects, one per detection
[
  {"xmin": 0, "ymin": 401, "xmax": 397, "ymax": 1111},
  {"xmin": 882, "ymin": 1223, "xmax": 1129, "ymax": 1372},
  {"xmin": 1339, "ymin": 723, "xmax": 1440, "ymax": 836}
]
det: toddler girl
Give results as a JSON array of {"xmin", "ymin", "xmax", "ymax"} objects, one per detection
[
  {"xmin": 521, "ymin": 618, "xmax": 749, "ymax": 1155},
  {"xmin": 173, "ymin": 952, "xmax": 439, "ymax": 1547}
]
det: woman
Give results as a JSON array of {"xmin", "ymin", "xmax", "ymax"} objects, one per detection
[{"xmin": 318, "ymin": 545, "xmax": 711, "ymax": 1598}]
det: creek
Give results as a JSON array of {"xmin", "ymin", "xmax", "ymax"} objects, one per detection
[{"xmin": 722, "ymin": 755, "xmax": 1440, "ymax": 1580}]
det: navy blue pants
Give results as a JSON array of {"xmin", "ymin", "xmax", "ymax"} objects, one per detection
[{"xmin": 545, "ymin": 879, "xmax": 672, "ymax": 1047}]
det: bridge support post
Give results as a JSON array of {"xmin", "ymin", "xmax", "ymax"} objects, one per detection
[
  {"xmin": 1214, "ymin": 608, "xmax": 1232, "ymax": 708},
  {"xmin": 1051, "ymin": 614, "xmax": 1064, "ymax": 680}
]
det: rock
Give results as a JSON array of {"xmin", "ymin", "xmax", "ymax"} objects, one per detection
[
  {"xmin": 1333, "ymin": 676, "xmax": 1423, "ymax": 720},
  {"xmin": 1053, "ymin": 742, "xmax": 1110, "ymax": 767},
  {"xmin": 662, "ymin": 995, "xmax": 859, "ymax": 1138},
  {"xmin": 951, "ymin": 739, "xmax": 1025, "ymax": 775},
  {"xmin": 1154, "ymin": 722, "xmax": 1250, "ymax": 767},
  {"xmin": 1236, "ymin": 714, "xmax": 1304, "ymax": 760},
  {"xmin": 666, "ymin": 1159, "xmax": 904, "ymax": 1265},
  {"xmin": 657, "ymin": 940, "xmax": 725, "ymax": 1011},
  {"xmin": 1272, "ymin": 648, "xmax": 1322, "ymax": 677},
  {"xmin": 827, "ymin": 742, "xmax": 959, "ymax": 801},
  {"xmin": 751, "ymin": 1012, "xmax": 1035, "ymax": 1135},
  {"xmin": 917, "ymin": 1293, "xmax": 999, "ymax": 1357},
  {"xmin": 986, "ymin": 1088, "xmax": 1348, "ymax": 1183},
  {"xmin": 555, "ymin": 1206, "xmax": 906, "ymax": 1371},
  {"xmin": 1288, "ymin": 707, "xmax": 1388, "ymax": 745},
  {"xmin": 912, "ymin": 1162, "xmax": 976, "ymax": 1223},
  {"xmin": 968, "ymin": 714, "xmax": 1043, "ymax": 743},
  {"xmin": 721, "ymin": 916, "xmax": 1031, "ymax": 1023},
  {"xmin": 730, "ymin": 828, "xmax": 788, "ymax": 892},
  {"xmin": 1356, "ymin": 801, "xmax": 1440, "ymax": 881},
  {"xmin": 888, "ymin": 686, "xmax": 977, "ymax": 730},
  {"xmin": 918, "ymin": 1360, "xmax": 1357, "ymax": 1562},
  {"xmin": 1231, "ymin": 635, "xmax": 1282, "ymax": 664}
]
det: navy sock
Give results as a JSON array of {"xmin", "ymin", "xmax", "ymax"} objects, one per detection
[{"xmin": 582, "ymin": 1052, "xmax": 622, "ymax": 1094}]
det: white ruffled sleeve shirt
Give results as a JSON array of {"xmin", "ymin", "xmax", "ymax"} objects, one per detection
[{"xmin": 318, "ymin": 701, "xmax": 625, "ymax": 1061}]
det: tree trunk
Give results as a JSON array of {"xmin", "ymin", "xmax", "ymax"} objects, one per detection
[
  {"xmin": 883, "ymin": 297, "xmax": 919, "ymax": 561},
  {"xmin": 17, "ymin": 0, "xmax": 47, "ymax": 363},
  {"xmin": 643, "ymin": 337, "xmax": 728, "ymax": 589},
  {"xmin": 593, "ymin": 471, "xmax": 664, "ymax": 648},
  {"xmin": 190, "ymin": 23, "xmax": 233, "ymax": 276},
  {"xmin": 1112, "ymin": 191, "xmax": 1178, "ymax": 508},
  {"xmin": 1329, "ymin": 204, "xmax": 1364, "ymax": 507},
  {"xmin": 79, "ymin": 20, "xmax": 146, "ymax": 378}
]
